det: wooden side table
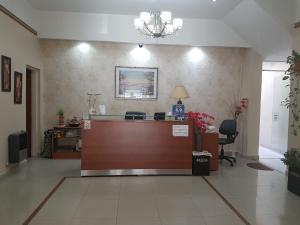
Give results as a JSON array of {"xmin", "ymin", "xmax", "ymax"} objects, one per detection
[{"xmin": 52, "ymin": 126, "xmax": 81, "ymax": 159}]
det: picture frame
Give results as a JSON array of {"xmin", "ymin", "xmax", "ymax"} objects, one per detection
[
  {"xmin": 14, "ymin": 72, "xmax": 22, "ymax": 104},
  {"xmin": 1, "ymin": 55, "xmax": 11, "ymax": 92},
  {"xmin": 115, "ymin": 66, "xmax": 158, "ymax": 100}
]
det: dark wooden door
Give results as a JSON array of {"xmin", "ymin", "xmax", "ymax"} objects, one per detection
[{"xmin": 26, "ymin": 69, "xmax": 32, "ymax": 157}]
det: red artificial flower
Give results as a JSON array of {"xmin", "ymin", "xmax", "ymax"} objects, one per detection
[
  {"xmin": 234, "ymin": 98, "xmax": 248, "ymax": 119},
  {"xmin": 187, "ymin": 111, "xmax": 215, "ymax": 134}
]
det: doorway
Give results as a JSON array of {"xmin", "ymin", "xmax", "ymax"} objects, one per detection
[
  {"xmin": 26, "ymin": 69, "xmax": 32, "ymax": 157},
  {"xmin": 259, "ymin": 62, "xmax": 289, "ymax": 173},
  {"xmin": 26, "ymin": 66, "xmax": 41, "ymax": 157}
]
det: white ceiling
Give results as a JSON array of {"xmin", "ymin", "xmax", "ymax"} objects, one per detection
[{"xmin": 26, "ymin": 0, "xmax": 243, "ymax": 19}]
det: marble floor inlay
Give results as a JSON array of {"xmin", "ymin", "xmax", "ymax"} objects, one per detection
[{"xmin": 0, "ymin": 158, "xmax": 299, "ymax": 225}]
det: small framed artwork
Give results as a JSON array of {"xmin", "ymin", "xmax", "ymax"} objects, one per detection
[
  {"xmin": 115, "ymin": 66, "xmax": 158, "ymax": 100},
  {"xmin": 1, "ymin": 55, "xmax": 11, "ymax": 92},
  {"xmin": 14, "ymin": 72, "xmax": 22, "ymax": 104}
]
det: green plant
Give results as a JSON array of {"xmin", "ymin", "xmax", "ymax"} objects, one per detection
[
  {"xmin": 282, "ymin": 50, "xmax": 300, "ymax": 136},
  {"xmin": 57, "ymin": 108, "xmax": 64, "ymax": 116},
  {"xmin": 281, "ymin": 149, "xmax": 300, "ymax": 169}
]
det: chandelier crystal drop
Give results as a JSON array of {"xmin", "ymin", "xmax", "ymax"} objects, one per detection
[{"xmin": 134, "ymin": 11, "xmax": 183, "ymax": 38}]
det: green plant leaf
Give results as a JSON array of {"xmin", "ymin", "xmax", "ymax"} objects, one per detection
[
  {"xmin": 283, "ymin": 76, "xmax": 290, "ymax": 80},
  {"xmin": 294, "ymin": 129, "xmax": 297, "ymax": 136}
]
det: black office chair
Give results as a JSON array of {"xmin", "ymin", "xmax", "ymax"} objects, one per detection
[
  {"xmin": 125, "ymin": 111, "xmax": 146, "ymax": 120},
  {"xmin": 154, "ymin": 112, "xmax": 165, "ymax": 120},
  {"xmin": 218, "ymin": 120, "xmax": 239, "ymax": 166}
]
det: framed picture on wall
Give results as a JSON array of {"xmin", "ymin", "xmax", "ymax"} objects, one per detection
[
  {"xmin": 14, "ymin": 72, "xmax": 22, "ymax": 104},
  {"xmin": 1, "ymin": 55, "xmax": 11, "ymax": 92},
  {"xmin": 115, "ymin": 66, "xmax": 158, "ymax": 100}
]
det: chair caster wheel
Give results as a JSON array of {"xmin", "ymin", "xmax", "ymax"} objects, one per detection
[
  {"xmin": 233, "ymin": 159, "xmax": 237, "ymax": 163},
  {"xmin": 230, "ymin": 163, "xmax": 234, "ymax": 167}
]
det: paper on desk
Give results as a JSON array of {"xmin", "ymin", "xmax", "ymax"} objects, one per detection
[
  {"xmin": 193, "ymin": 151, "xmax": 212, "ymax": 157},
  {"xmin": 206, "ymin": 126, "xmax": 216, "ymax": 133}
]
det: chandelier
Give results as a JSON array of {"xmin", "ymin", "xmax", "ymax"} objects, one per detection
[{"xmin": 134, "ymin": 11, "xmax": 183, "ymax": 38}]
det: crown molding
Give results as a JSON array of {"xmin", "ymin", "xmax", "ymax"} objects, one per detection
[{"xmin": 0, "ymin": 4, "xmax": 37, "ymax": 36}]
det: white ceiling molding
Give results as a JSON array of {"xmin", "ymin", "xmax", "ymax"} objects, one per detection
[
  {"xmin": 27, "ymin": 0, "xmax": 243, "ymax": 19},
  {"xmin": 224, "ymin": 0, "xmax": 294, "ymax": 61},
  {"xmin": 33, "ymin": 10, "xmax": 250, "ymax": 48},
  {"xmin": 0, "ymin": 0, "xmax": 36, "ymax": 28},
  {"xmin": 253, "ymin": 0, "xmax": 296, "ymax": 33},
  {"xmin": 1, "ymin": 0, "xmax": 298, "ymax": 60}
]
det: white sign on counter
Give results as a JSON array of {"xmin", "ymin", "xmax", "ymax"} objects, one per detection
[
  {"xmin": 83, "ymin": 120, "xmax": 91, "ymax": 129},
  {"xmin": 172, "ymin": 125, "xmax": 189, "ymax": 137}
]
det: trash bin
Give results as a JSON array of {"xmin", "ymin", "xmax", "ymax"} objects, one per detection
[{"xmin": 192, "ymin": 151, "xmax": 212, "ymax": 176}]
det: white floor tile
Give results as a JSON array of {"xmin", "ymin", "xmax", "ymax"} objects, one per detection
[{"xmin": 1, "ymin": 158, "xmax": 300, "ymax": 225}]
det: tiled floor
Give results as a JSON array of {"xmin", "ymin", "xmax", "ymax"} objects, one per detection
[
  {"xmin": 259, "ymin": 146, "xmax": 287, "ymax": 174},
  {"xmin": 0, "ymin": 158, "xmax": 299, "ymax": 225},
  {"xmin": 30, "ymin": 176, "xmax": 244, "ymax": 225},
  {"xmin": 0, "ymin": 159, "xmax": 80, "ymax": 225}
]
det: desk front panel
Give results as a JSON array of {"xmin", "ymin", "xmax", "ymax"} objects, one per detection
[{"xmin": 81, "ymin": 120, "xmax": 193, "ymax": 171}]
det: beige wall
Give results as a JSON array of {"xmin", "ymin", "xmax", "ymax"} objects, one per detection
[
  {"xmin": 41, "ymin": 40, "xmax": 243, "ymax": 127},
  {"xmin": 40, "ymin": 40, "xmax": 262, "ymax": 157},
  {"xmin": 0, "ymin": 11, "xmax": 43, "ymax": 173},
  {"xmin": 240, "ymin": 49, "xmax": 263, "ymax": 158},
  {"xmin": 0, "ymin": 15, "xmax": 264, "ymax": 172}
]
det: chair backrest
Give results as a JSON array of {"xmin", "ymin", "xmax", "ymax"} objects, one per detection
[
  {"xmin": 154, "ymin": 112, "xmax": 165, "ymax": 120},
  {"xmin": 125, "ymin": 111, "xmax": 146, "ymax": 120},
  {"xmin": 219, "ymin": 120, "xmax": 238, "ymax": 141}
]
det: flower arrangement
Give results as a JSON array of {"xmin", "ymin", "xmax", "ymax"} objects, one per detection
[
  {"xmin": 234, "ymin": 98, "xmax": 248, "ymax": 120},
  {"xmin": 187, "ymin": 111, "xmax": 215, "ymax": 134}
]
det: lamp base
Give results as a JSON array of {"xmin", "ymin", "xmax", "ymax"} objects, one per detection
[{"xmin": 177, "ymin": 99, "xmax": 182, "ymax": 104}]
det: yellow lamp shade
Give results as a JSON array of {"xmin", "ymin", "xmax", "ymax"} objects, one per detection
[{"xmin": 170, "ymin": 85, "xmax": 189, "ymax": 104}]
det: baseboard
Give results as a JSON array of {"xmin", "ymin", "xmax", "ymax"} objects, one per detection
[
  {"xmin": 0, "ymin": 168, "xmax": 8, "ymax": 176},
  {"xmin": 236, "ymin": 152, "xmax": 259, "ymax": 161},
  {"xmin": 0, "ymin": 159, "xmax": 29, "ymax": 177}
]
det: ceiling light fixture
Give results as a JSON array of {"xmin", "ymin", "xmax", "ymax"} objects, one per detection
[{"xmin": 134, "ymin": 11, "xmax": 183, "ymax": 38}]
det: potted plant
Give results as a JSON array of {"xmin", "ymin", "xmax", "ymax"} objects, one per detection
[
  {"xmin": 282, "ymin": 50, "xmax": 300, "ymax": 136},
  {"xmin": 281, "ymin": 51, "xmax": 300, "ymax": 196},
  {"xmin": 187, "ymin": 111, "xmax": 215, "ymax": 151},
  {"xmin": 57, "ymin": 108, "xmax": 64, "ymax": 126},
  {"xmin": 281, "ymin": 149, "xmax": 300, "ymax": 196}
]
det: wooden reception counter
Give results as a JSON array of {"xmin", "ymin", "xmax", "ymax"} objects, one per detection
[{"xmin": 81, "ymin": 119, "xmax": 194, "ymax": 176}]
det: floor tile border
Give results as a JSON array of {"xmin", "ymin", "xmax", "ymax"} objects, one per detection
[
  {"xmin": 202, "ymin": 176, "xmax": 251, "ymax": 225},
  {"xmin": 22, "ymin": 175, "xmax": 252, "ymax": 225},
  {"xmin": 22, "ymin": 177, "xmax": 66, "ymax": 225}
]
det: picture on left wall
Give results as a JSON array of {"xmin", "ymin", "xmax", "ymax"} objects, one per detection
[
  {"xmin": 1, "ymin": 55, "xmax": 11, "ymax": 92},
  {"xmin": 14, "ymin": 72, "xmax": 22, "ymax": 104}
]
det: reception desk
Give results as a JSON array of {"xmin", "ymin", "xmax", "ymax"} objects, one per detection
[{"xmin": 81, "ymin": 119, "xmax": 194, "ymax": 176}]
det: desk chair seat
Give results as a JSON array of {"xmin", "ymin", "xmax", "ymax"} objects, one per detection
[{"xmin": 218, "ymin": 120, "xmax": 238, "ymax": 167}]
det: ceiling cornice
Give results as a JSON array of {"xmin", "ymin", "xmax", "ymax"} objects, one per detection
[{"xmin": 0, "ymin": 4, "xmax": 37, "ymax": 35}]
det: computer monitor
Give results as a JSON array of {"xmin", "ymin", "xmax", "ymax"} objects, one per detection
[{"xmin": 154, "ymin": 112, "xmax": 166, "ymax": 120}]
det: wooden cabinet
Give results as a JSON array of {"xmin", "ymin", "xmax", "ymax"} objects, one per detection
[
  {"xmin": 52, "ymin": 126, "xmax": 81, "ymax": 159},
  {"xmin": 202, "ymin": 133, "xmax": 219, "ymax": 171}
]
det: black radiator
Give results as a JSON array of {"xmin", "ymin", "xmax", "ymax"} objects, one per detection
[{"xmin": 8, "ymin": 131, "xmax": 27, "ymax": 163}]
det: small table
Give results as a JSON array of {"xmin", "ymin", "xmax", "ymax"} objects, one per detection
[{"xmin": 52, "ymin": 126, "xmax": 81, "ymax": 159}]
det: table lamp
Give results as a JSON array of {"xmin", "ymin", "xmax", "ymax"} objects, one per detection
[{"xmin": 170, "ymin": 85, "xmax": 189, "ymax": 104}]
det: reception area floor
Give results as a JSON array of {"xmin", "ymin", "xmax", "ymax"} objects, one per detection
[{"xmin": 0, "ymin": 158, "xmax": 299, "ymax": 225}]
